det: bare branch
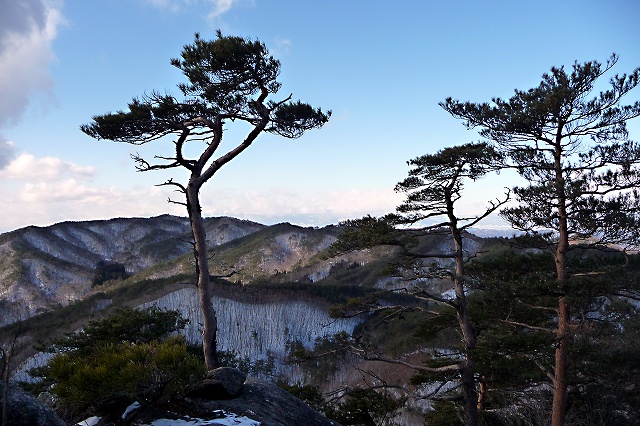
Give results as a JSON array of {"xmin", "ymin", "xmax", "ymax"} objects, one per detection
[
  {"xmin": 499, "ymin": 319, "xmax": 556, "ymax": 333},
  {"xmin": 360, "ymin": 352, "xmax": 463, "ymax": 374},
  {"xmin": 166, "ymin": 198, "xmax": 187, "ymax": 207},
  {"xmin": 532, "ymin": 357, "xmax": 556, "ymax": 384},
  {"xmin": 416, "ymin": 374, "xmax": 460, "ymax": 399},
  {"xmin": 156, "ymin": 178, "xmax": 186, "ymax": 192},
  {"xmin": 132, "ymin": 152, "xmax": 181, "ymax": 172}
]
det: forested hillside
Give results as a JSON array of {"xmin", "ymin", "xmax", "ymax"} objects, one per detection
[
  {"xmin": 0, "ymin": 215, "xmax": 479, "ymax": 424},
  {"xmin": 1, "ymin": 214, "xmax": 639, "ymax": 425}
]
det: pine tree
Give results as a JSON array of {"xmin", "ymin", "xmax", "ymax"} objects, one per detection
[
  {"xmin": 81, "ymin": 31, "xmax": 330, "ymax": 369},
  {"xmin": 331, "ymin": 142, "xmax": 506, "ymax": 426},
  {"xmin": 441, "ymin": 54, "xmax": 640, "ymax": 426}
]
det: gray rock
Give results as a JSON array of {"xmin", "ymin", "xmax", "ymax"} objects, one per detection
[
  {"xmin": 189, "ymin": 377, "xmax": 339, "ymax": 426},
  {"xmin": 108, "ymin": 376, "xmax": 338, "ymax": 426},
  {"xmin": 187, "ymin": 367, "xmax": 247, "ymax": 399},
  {"xmin": 0, "ymin": 382, "xmax": 66, "ymax": 426}
]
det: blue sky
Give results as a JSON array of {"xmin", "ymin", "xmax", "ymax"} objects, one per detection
[{"xmin": 1, "ymin": 0, "xmax": 639, "ymax": 233}]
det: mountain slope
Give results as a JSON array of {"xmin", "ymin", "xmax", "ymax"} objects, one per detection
[
  {"xmin": 4, "ymin": 215, "xmax": 499, "ymax": 413},
  {"xmin": 0, "ymin": 215, "xmax": 264, "ymax": 324}
]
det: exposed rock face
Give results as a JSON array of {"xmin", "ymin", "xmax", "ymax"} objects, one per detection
[
  {"xmin": 187, "ymin": 367, "xmax": 247, "ymax": 399},
  {"xmin": 144, "ymin": 287, "xmax": 361, "ymax": 363},
  {"xmin": 0, "ymin": 382, "xmax": 66, "ymax": 426},
  {"xmin": 189, "ymin": 377, "xmax": 339, "ymax": 426}
]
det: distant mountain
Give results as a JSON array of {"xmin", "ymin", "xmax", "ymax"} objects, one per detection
[
  {"xmin": 3, "ymin": 216, "xmax": 394, "ymax": 383},
  {"xmin": 0, "ymin": 215, "xmax": 264, "ymax": 324},
  {"xmin": 0, "ymin": 215, "xmax": 500, "ymax": 326},
  {"xmin": 3, "ymin": 214, "xmax": 498, "ymax": 412}
]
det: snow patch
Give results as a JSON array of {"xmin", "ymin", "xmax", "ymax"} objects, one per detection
[
  {"xmin": 145, "ymin": 412, "xmax": 260, "ymax": 426},
  {"xmin": 79, "ymin": 411, "xmax": 260, "ymax": 426},
  {"xmin": 76, "ymin": 417, "xmax": 100, "ymax": 426},
  {"xmin": 122, "ymin": 401, "xmax": 141, "ymax": 419}
]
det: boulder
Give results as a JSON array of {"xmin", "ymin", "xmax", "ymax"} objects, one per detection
[
  {"xmin": 0, "ymin": 382, "xmax": 66, "ymax": 426},
  {"xmin": 128, "ymin": 376, "xmax": 339, "ymax": 426},
  {"xmin": 189, "ymin": 377, "xmax": 339, "ymax": 426},
  {"xmin": 187, "ymin": 367, "xmax": 247, "ymax": 399}
]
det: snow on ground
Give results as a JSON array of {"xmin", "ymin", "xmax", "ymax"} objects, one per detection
[
  {"xmin": 122, "ymin": 402, "xmax": 141, "ymax": 419},
  {"xmin": 77, "ymin": 417, "xmax": 100, "ymax": 426},
  {"xmin": 76, "ymin": 411, "xmax": 260, "ymax": 426},
  {"xmin": 145, "ymin": 414, "xmax": 261, "ymax": 425}
]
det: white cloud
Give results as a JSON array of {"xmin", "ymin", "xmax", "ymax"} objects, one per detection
[
  {"xmin": 18, "ymin": 180, "xmax": 174, "ymax": 213},
  {"xmin": 143, "ymin": 0, "xmax": 244, "ymax": 19},
  {"xmin": 198, "ymin": 187, "xmax": 404, "ymax": 226},
  {"xmin": 0, "ymin": 0, "xmax": 63, "ymax": 126},
  {"xmin": 0, "ymin": 153, "xmax": 401, "ymax": 232},
  {"xmin": 0, "ymin": 153, "xmax": 95, "ymax": 181},
  {"xmin": 271, "ymin": 38, "xmax": 292, "ymax": 57},
  {"xmin": 143, "ymin": 0, "xmax": 182, "ymax": 12},
  {"xmin": 206, "ymin": 0, "xmax": 235, "ymax": 19},
  {"xmin": 0, "ymin": 178, "xmax": 182, "ymax": 232},
  {"xmin": 22, "ymin": 179, "xmax": 109, "ymax": 202}
]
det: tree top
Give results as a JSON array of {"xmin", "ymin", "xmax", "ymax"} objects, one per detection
[{"xmin": 81, "ymin": 31, "xmax": 330, "ymax": 145}]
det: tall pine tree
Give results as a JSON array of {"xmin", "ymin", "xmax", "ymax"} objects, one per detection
[
  {"xmin": 82, "ymin": 32, "xmax": 330, "ymax": 369},
  {"xmin": 441, "ymin": 54, "xmax": 640, "ymax": 426},
  {"xmin": 331, "ymin": 142, "xmax": 506, "ymax": 426}
]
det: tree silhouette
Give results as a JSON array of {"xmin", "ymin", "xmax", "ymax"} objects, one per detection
[
  {"xmin": 82, "ymin": 31, "xmax": 330, "ymax": 369},
  {"xmin": 442, "ymin": 54, "xmax": 640, "ymax": 426}
]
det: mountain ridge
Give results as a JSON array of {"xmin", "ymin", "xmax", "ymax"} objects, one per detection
[
  {"xmin": 1, "ymin": 215, "xmax": 499, "ymax": 326},
  {"xmin": 0, "ymin": 214, "xmax": 265, "ymax": 324},
  {"xmin": 3, "ymin": 214, "xmax": 494, "ymax": 426}
]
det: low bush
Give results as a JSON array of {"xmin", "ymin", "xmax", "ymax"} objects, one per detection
[
  {"xmin": 44, "ymin": 336, "xmax": 204, "ymax": 420},
  {"xmin": 28, "ymin": 307, "xmax": 203, "ymax": 422}
]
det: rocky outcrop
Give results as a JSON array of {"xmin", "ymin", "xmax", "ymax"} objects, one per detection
[
  {"xmin": 0, "ymin": 382, "xmax": 66, "ymax": 426},
  {"xmin": 187, "ymin": 367, "xmax": 247, "ymax": 399},
  {"xmin": 193, "ymin": 377, "xmax": 339, "ymax": 426},
  {"xmin": 111, "ymin": 370, "xmax": 339, "ymax": 426},
  {"xmin": 4, "ymin": 369, "xmax": 337, "ymax": 426}
]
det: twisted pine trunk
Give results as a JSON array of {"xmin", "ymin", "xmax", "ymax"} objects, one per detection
[
  {"xmin": 448, "ymin": 193, "xmax": 478, "ymax": 426},
  {"xmin": 187, "ymin": 183, "xmax": 219, "ymax": 370}
]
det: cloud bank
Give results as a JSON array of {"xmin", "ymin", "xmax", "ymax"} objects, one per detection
[
  {"xmin": 197, "ymin": 186, "xmax": 403, "ymax": 227},
  {"xmin": 0, "ymin": 153, "xmax": 95, "ymax": 181},
  {"xmin": 0, "ymin": 151, "xmax": 402, "ymax": 231},
  {"xmin": 0, "ymin": 151, "xmax": 179, "ymax": 231},
  {"xmin": 0, "ymin": 0, "xmax": 62, "ymax": 127}
]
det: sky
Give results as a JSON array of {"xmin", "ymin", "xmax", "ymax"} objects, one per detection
[{"xmin": 1, "ymin": 0, "xmax": 639, "ymax": 233}]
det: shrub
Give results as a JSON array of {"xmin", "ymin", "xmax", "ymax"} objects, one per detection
[
  {"xmin": 423, "ymin": 401, "xmax": 462, "ymax": 426},
  {"xmin": 42, "ymin": 336, "xmax": 204, "ymax": 420},
  {"xmin": 324, "ymin": 388, "xmax": 404, "ymax": 426},
  {"xmin": 28, "ymin": 307, "xmax": 201, "ymax": 421},
  {"xmin": 38, "ymin": 306, "xmax": 189, "ymax": 356},
  {"xmin": 278, "ymin": 382, "xmax": 326, "ymax": 413},
  {"xmin": 92, "ymin": 261, "xmax": 130, "ymax": 286}
]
